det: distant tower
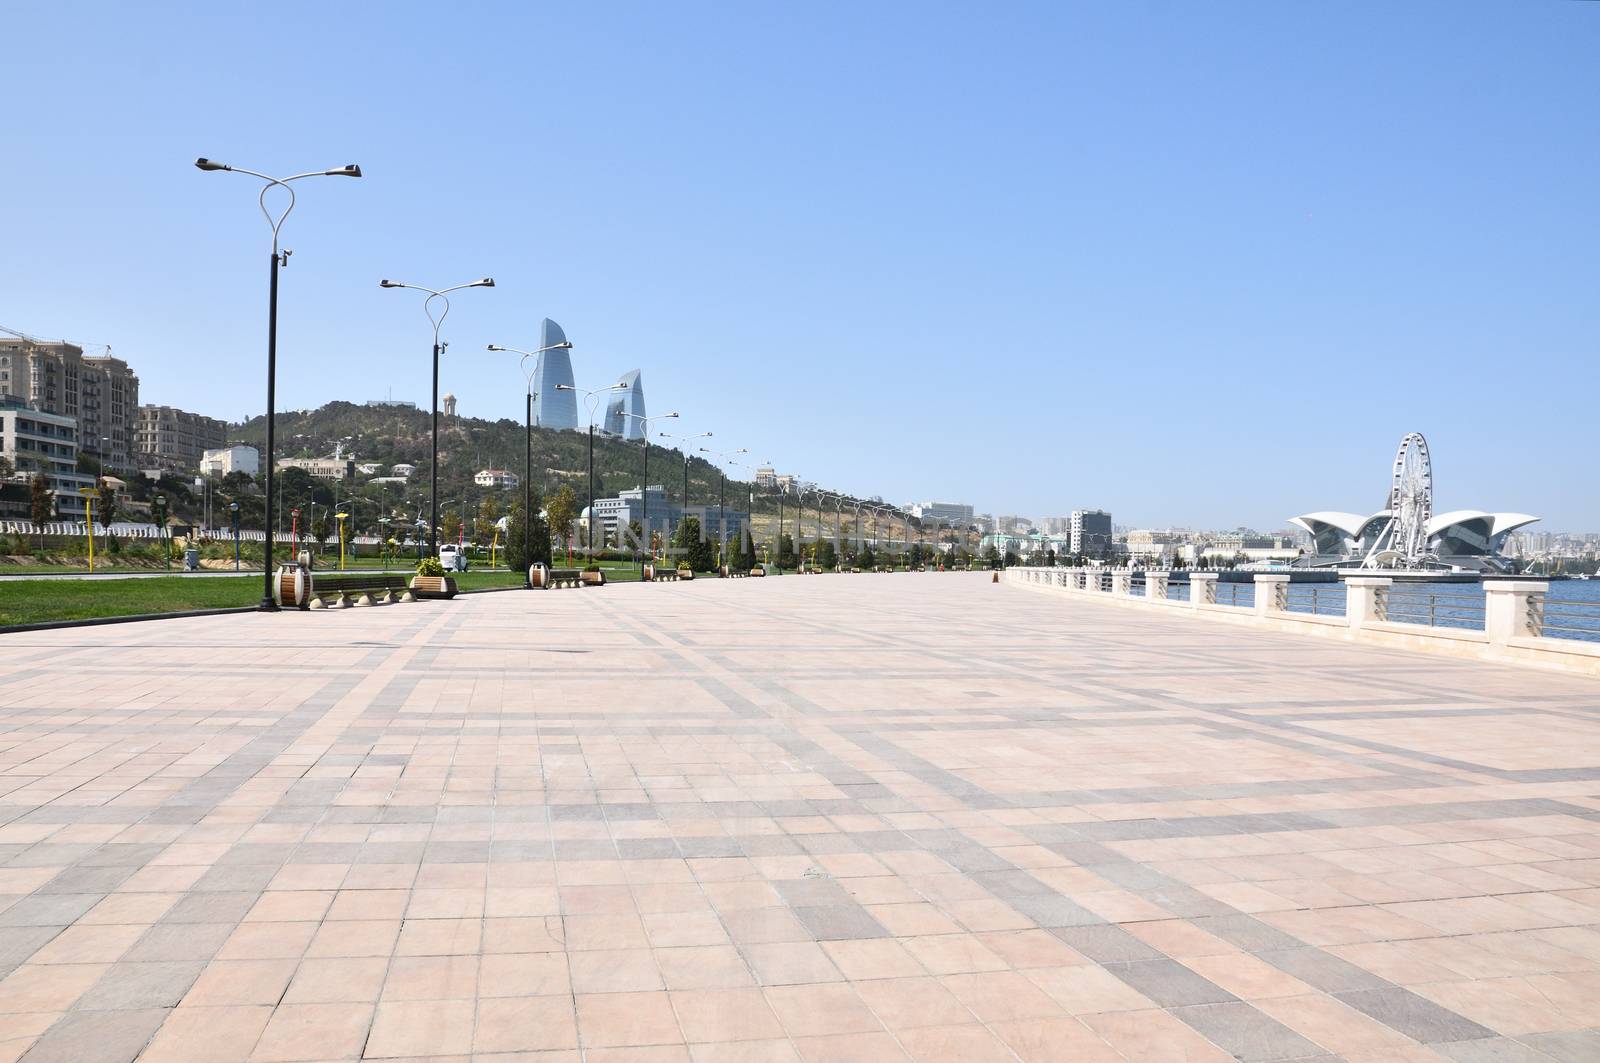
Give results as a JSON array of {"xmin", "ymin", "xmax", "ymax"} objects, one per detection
[
  {"xmin": 530, "ymin": 318, "xmax": 578, "ymax": 429},
  {"xmin": 603, "ymin": 370, "xmax": 646, "ymax": 438},
  {"xmin": 442, "ymin": 393, "xmax": 457, "ymax": 417}
]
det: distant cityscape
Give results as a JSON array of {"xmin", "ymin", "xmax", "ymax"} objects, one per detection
[{"xmin": 4, "ymin": 324, "xmax": 1598, "ymax": 571}]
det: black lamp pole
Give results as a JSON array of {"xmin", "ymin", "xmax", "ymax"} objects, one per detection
[
  {"xmin": 380, "ymin": 277, "xmax": 495, "ymax": 558},
  {"xmin": 195, "ymin": 157, "xmax": 360, "ymax": 609},
  {"xmin": 525, "ymin": 391, "xmax": 533, "ymax": 579}
]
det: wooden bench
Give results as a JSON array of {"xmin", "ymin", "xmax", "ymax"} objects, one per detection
[
  {"xmin": 307, "ymin": 572, "xmax": 411, "ymax": 609},
  {"xmin": 643, "ymin": 565, "xmax": 679, "ymax": 582}
]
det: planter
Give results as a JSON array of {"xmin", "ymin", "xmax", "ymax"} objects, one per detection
[
  {"xmin": 749, "ymin": 567, "xmax": 767, "ymax": 577},
  {"xmin": 677, "ymin": 568, "xmax": 696, "ymax": 581},
  {"xmin": 410, "ymin": 574, "xmax": 459, "ymax": 599},
  {"xmin": 274, "ymin": 564, "xmax": 310, "ymax": 610},
  {"xmin": 718, "ymin": 565, "xmax": 731, "ymax": 578},
  {"xmin": 580, "ymin": 570, "xmax": 606, "ymax": 587}
]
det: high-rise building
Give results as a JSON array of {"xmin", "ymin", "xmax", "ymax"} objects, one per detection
[
  {"xmin": 530, "ymin": 318, "xmax": 577, "ymax": 430},
  {"xmin": 602, "ymin": 370, "xmax": 646, "ymax": 438},
  {"xmin": 135, "ymin": 404, "xmax": 228, "ymax": 471},
  {"xmin": 0, "ymin": 398, "xmax": 94, "ymax": 516},
  {"xmin": 1070, "ymin": 509, "xmax": 1113, "ymax": 557},
  {"xmin": 0, "ymin": 338, "xmax": 140, "ymax": 471},
  {"xmin": 442, "ymin": 393, "xmax": 457, "ymax": 417},
  {"xmin": 911, "ymin": 502, "xmax": 975, "ymax": 525}
]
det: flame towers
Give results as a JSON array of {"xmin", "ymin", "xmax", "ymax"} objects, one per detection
[
  {"xmin": 603, "ymin": 369, "xmax": 646, "ymax": 438},
  {"xmin": 530, "ymin": 318, "xmax": 577, "ymax": 429}
]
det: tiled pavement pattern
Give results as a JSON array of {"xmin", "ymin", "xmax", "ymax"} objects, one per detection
[{"xmin": 0, "ymin": 572, "xmax": 1597, "ymax": 1062}]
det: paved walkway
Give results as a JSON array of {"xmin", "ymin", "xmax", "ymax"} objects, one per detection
[{"xmin": 0, "ymin": 572, "xmax": 1596, "ymax": 1062}]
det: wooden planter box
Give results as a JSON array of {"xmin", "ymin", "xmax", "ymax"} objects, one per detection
[
  {"xmin": 580, "ymin": 570, "xmax": 606, "ymax": 587},
  {"xmin": 410, "ymin": 574, "xmax": 458, "ymax": 599},
  {"xmin": 677, "ymin": 568, "xmax": 696, "ymax": 581}
]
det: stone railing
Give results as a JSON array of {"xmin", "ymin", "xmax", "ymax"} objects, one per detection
[{"xmin": 1003, "ymin": 567, "xmax": 1598, "ymax": 676}]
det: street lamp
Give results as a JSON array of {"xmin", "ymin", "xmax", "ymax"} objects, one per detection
[
  {"xmin": 196, "ymin": 156, "xmax": 361, "ymax": 609},
  {"xmin": 379, "ymin": 517, "xmax": 392, "ymax": 571},
  {"xmin": 698, "ymin": 446, "xmax": 747, "ymax": 569},
  {"xmin": 229, "ymin": 501, "xmax": 241, "ymax": 571},
  {"xmin": 725, "ymin": 455, "xmax": 768, "ymax": 567},
  {"xmin": 554, "ymin": 382, "xmax": 628, "ymax": 555},
  {"xmin": 487, "ymin": 339, "xmax": 573, "ymax": 586},
  {"xmin": 379, "ymin": 277, "xmax": 495, "ymax": 556},
  {"xmin": 620, "ymin": 411, "xmax": 679, "ymax": 576}
]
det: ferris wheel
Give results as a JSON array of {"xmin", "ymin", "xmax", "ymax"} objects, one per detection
[{"xmin": 1363, "ymin": 432, "xmax": 1434, "ymax": 569}]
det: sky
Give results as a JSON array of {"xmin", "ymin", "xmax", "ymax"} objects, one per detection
[{"xmin": 5, "ymin": 2, "xmax": 1598, "ymax": 530}]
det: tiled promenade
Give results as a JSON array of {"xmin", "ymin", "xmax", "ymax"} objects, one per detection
[{"xmin": 1, "ymin": 572, "xmax": 1598, "ymax": 1062}]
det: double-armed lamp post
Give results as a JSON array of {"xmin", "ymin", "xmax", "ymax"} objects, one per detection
[
  {"xmin": 620, "ymin": 411, "xmax": 679, "ymax": 575},
  {"xmin": 555, "ymin": 382, "xmax": 629, "ymax": 553},
  {"xmin": 195, "ymin": 156, "xmax": 361, "ymax": 609},
  {"xmin": 487, "ymin": 340, "xmax": 574, "ymax": 585},
  {"xmin": 379, "ymin": 277, "xmax": 495, "ymax": 556}
]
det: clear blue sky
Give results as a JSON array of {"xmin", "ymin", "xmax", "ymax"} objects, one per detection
[{"xmin": 6, "ymin": 2, "xmax": 1597, "ymax": 529}]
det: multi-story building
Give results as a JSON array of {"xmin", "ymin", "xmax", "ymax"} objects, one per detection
[
  {"xmin": 0, "ymin": 338, "xmax": 140, "ymax": 471},
  {"xmin": 1070, "ymin": 509, "xmax": 1113, "ymax": 557},
  {"xmin": 602, "ymin": 370, "xmax": 646, "ymax": 439},
  {"xmin": 200, "ymin": 445, "xmax": 260, "ymax": 478},
  {"xmin": 277, "ymin": 454, "xmax": 355, "ymax": 480},
  {"xmin": 587, "ymin": 485, "xmax": 680, "ymax": 547},
  {"xmin": 474, "ymin": 469, "xmax": 520, "ymax": 488},
  {"xmin": 754, "ymin": 466, "xmax": 777, "ymax": 488},
  {"xmin": 911, "ymin": 501, "xmax": 975, "ymax": 525},
  {"xmin": 135, "ymin": 404, "xmax": 228, "ymax": 471},
  {"xmin": 0, "ymin": 398, "xmax": 93, "ymax": 516},
  {"xmin": 1038, "ymin": 516, "xmax": 1073, "ymax": 535},
  {"xmin": 529, "ymin": 318, "xmax": 578, "ymax": 430}
]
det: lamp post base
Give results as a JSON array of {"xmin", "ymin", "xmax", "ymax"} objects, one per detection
[{"xmin": 257, "ymin": 598, "xmax": 281, "ymax": 613}]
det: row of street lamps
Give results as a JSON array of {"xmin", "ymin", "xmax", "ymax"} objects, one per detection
[{"xmin": 199, "ymin": 155, "xmax": 937, "ymax": 603}]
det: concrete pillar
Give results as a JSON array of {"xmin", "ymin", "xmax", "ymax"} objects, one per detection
[
  {"xmin": 1112, "ymin": 570, "xmax": 1132, "ymax": 596},
  {"xmin": 1484, "ymin": 580, "xmax": 1548, "ymax": 645},
  {"xmin": 1190, "ymin": 572, "xmax": 1218, "ymax": 608},
  {"xmin": 1344, "ymin": 577, "xmax": 1391, "ymax": 630},
  {"xmin": 1253, "ymin": 574, "xmax": 1290, "ymax": 616},
  {"xmin": 1146, "ymin": 571, "xmax": 1171, "ymax": 601}
]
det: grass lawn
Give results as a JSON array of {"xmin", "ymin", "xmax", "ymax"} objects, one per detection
[
  {"xmin": 0, "ymin": 576, "xmax": 261, "ymax": 627},
  {"xmin": 0, "ymin": 559, "xmax": 666, "ymax": 627}
]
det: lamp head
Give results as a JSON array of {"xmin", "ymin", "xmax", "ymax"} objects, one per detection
[
  {"xmin": 379, "ymin": 279, "xmax": 404, "ymax": 288},
  {"xmin": 664, "ymin": 412, "xmax": 679, "ymax": 419},
  {"xmin": 486, "ymin": 344, "xmax": 504, "ymax": 351},
  {"xmin": 474, "ymin": 278, "xmax": 495, "ymax": 288},
  {"xmin": 547, "ymin": 341, "xmax": 573, "ymax": 350},
  {"xmin": 326, "ymin": 164, "xmax": 362, "ymax": 177},
  {"xmin": 555, "ymin": 384, "xmax": 574, "ymax": 391},
  {"xmin": 194, "ymin": 158, "xmax": 230, "ymax": 172}
]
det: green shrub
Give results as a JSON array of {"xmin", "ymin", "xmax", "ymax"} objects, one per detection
[{"xmin": 416, "ymin": 557, "xmax": 446, "ymax": 577}]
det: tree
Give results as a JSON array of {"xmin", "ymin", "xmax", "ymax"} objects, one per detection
[
  {"xmin": 546, "ymin": 484, "xmax": 580, "ymax": 557},
  {"xmin": 441, "ymin": 511, "xmax": 462, "ymax": 546},
  {"xmin": 673, "ymin": 516, "xmax": 715, "ymax": 572},
  {"xmin": 858, "ymin": 543, "xmax": 876, "ymax": 569},
  {"xmin": 311, "ymin": 515, "xmax": 331, "ymax": 553},
  {"xmin": 813, "ymin": 539, "xmax": 838, "ymax": 570},
  {"xmin": 29, "ymin": 473, "xmax": 51, "ymax": 551},
  {"xmin": 96, "ymin": 477, "xmax": 117, "ymax": 530},
  {"xmin": 476, "ymin": 497, "xmax": 503, "ymax": 547},
  {"xmin": 504, "ymin": 493, "xmax": 552, "ymax": 573},
  {"xmin": 737, "ymin": 526, "xmax": 758, "ymax": 571},
  {"xmin": 778, "ymin": 533, "xmax": 796, "ymax": 570},
  {"xmin": 982, "ymin": 544, "xmax": 1000, "ymax": 568}
]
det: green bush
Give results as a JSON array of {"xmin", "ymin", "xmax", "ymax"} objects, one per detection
[{"xmin": 416, "ymin": 556, "xmax": 446, "ymax": 577}]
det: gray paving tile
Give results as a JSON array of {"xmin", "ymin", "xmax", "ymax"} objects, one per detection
[
  {"xmin": 1334, "ymin": 987, "xmax": 1496, "ymax": 1044},
  {"xmin": 1172, "ymin": 1001, "xmax": 1326, "ymax": 1061},
  {"xmin": 1106, "ymin": 958, "xmax": 1239, "ymax": 1007},
  {"xmin": 75, "ymin": 961, "xmax": 205, "ymax": 1011},
  {"xmin": 19, "ymin": 1007, "xmax": 166, "ymax": 1063}
]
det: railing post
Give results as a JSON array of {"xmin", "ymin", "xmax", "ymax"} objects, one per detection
[
  {"xmin": 1483, "ymin": 580, "xmax": 1548, "ymax": 645},
  {"xmin": 1190, "ymin": 572, "xmax": 1218, "ymax": 608},
  {"xmin": 1112, "ymin": 570, "xmax": 1132, "ymax": 596},
  {"xmin": 1253, "ymin": 574, "xmax": 1290, "ymax": 616},
  {"xmin": 1146, "ymin": 570, "xmax": 1171, "ymax": 602},
  {"xmin": 1344, "ymin": 577, "xmax": 1391, "ymax": 630}
]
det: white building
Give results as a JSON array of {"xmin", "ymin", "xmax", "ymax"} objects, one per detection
[
  {"xmin": 200, "ymin": 444, "xmax": 260, "ymax": 478},
  {"xmin": 474, "ymin": 469, "xmax": 519, "ymax": 488},
  {"xmin": 0, "ymin": 400, "xmax": 94, "ymax": 516},
  {"xmin": 911, "ymin": 501, "xmax": 975, "ymax": 525},
  {"xmin": 356, "ymin": 462, "xmax": 382, "ymax": 476},
  {"xmin": 391, "ymin": 463, "xmax": 417, "ymax": 478}
]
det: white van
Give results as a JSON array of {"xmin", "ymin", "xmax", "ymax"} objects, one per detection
[{"xmin": 438, "ymin": 544, "xmax": 468, "ymax": 572}]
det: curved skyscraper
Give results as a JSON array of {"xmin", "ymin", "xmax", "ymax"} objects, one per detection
[
  {"xmin": 603, "ymin": 370, "xmax": 646, "ymax": 439},
  {"xmin": 530, "ymin": 318, "xmax": 578, "ymax": 430}
]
